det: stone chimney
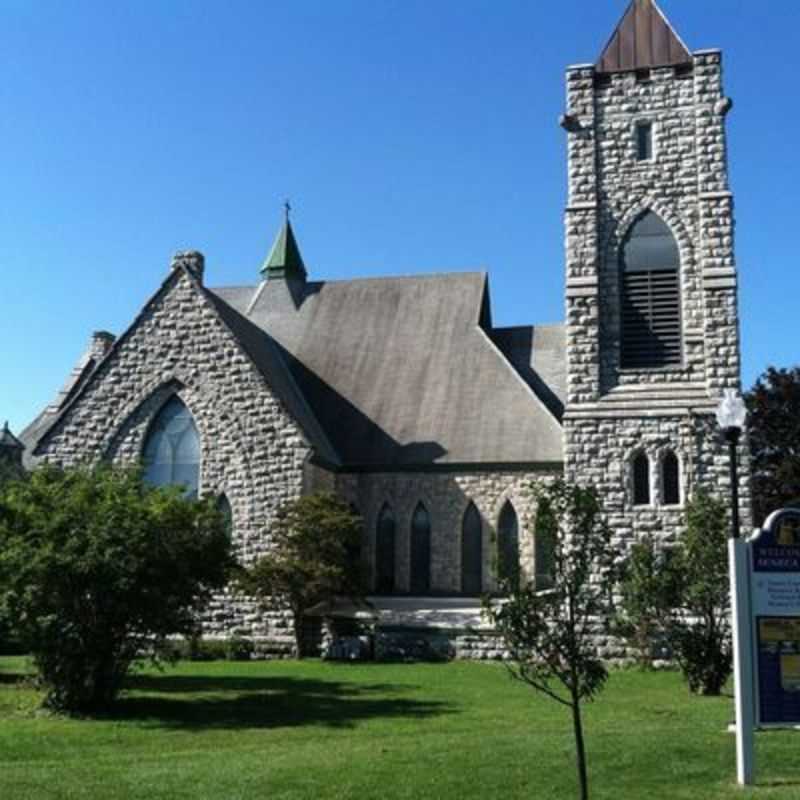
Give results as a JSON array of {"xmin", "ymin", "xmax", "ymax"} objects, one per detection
[
  {"xmin": 171, "ymin": 250, "xmax": 205, "ymax": 283},
  {"xmin": 90, "ymin": 330, "xmax": 116, "ymax": 360}
]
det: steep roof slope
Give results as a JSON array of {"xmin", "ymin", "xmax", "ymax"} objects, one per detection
[
  {"xmin": 211, "ymin": 272, "xmax": 564, "ymax": 467},
  {"xmin": 596, "ymin": 0, "xmax": 691, "ymax": 74}
]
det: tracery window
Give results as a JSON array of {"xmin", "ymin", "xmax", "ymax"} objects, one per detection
[
  {"xmin": 497, "ymin": 500, "xmax": 520, "ymax": 590},
  {"xmin": 375, "ymin": 504, "xmax": 396, "ymax": 594},
  {"xmin": 143, "ymin": 396, "xmax": 200, "ymax": 498},
  {"xmin": 620, "ymin": 211, "xmax": 681, "ymax": 369},
  {"xmin": 461, "ymin": 502, "xmax": 482, "ymax": 595},
  {"xmin": 410, "ymin": 503, "xmax": 431, "ymax": 595}
]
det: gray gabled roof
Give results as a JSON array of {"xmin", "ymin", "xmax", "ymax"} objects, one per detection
[{"xmin": 211, "ymin": 271, "xmax": 564, "ymax": 467}]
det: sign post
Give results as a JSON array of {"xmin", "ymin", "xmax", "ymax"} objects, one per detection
[{"xmin": 729, "ymin": 537, "xmax": 755, "ymax": 784}]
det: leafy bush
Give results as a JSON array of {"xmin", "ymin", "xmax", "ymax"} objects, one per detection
[
  {"xmin": 614, "ymin": 537, "xmax": 673, "ymax": 669},
  {"xmin": 0, "ymin": 465, "xmax": 234, "ymax": 712},
  {"xmin": 614, "ymin": 492, "xmax": 732, "ymax": 695}
]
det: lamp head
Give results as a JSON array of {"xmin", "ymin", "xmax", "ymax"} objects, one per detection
[{"xmin": 716, "ymin": 389, "xmax": 747, "ymax": 434}]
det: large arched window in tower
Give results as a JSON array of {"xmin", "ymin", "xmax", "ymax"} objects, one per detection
[
  {"xmin": 461, "ymin": 502, "xmax": 482, "ymax": 595},
  {"xmin": 375, "ymin": 504, "xmax": 396, "ymax": 594},
  {"xmin": 410, "ymin": 503, "xmax": 431, "ymax": 595},
  {"xmin": 497, "ymin": 500, "xmax": 520, "ymax": 590},
  {"xmin": 143, "ymin": 396, "xmax": 200, "ymax": 498},
  {"xmin": 620, "ymin": 211, "xmax": 681, "ymax": 369}
]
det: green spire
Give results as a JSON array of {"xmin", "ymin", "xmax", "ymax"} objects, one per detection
[{"xmin": 260, "ymin": 203, "xmax": 307, "ymax": 282}]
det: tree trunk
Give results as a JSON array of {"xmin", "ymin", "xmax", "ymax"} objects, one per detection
[
  {"xmin": 571, "ymin": 695, "xmax": 589, "ymax": 800},
  {"xmin": 293, "ymin": 610, "xmax": 304, "ymax": 659}
]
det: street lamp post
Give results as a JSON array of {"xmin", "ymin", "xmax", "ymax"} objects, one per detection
[
  {"xmin": 715, "ymin": 388, "xmax": 748, "ymax": 538},
  {"xmin": 715, "ymin": 388, "xmax": 754, "ymax": 785}
]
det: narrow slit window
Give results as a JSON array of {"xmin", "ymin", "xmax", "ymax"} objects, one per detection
[
  {"xmin": 662, "ymin": 452, "xmax": 681, "ymax": 506},
  {"xmin": 636, "ymin": 122, "xmax": 653, "ymax": 161},
  {"xmin": 497, "ymin": 501, "xmax": 520, "ymax": 591},
  {"xmin": 461, "ymin": 502, "xmax": 482, "ymax": 596},
  {"xmin": 633, "ymin": 453, "xmax": 651, "ymax": 506}
]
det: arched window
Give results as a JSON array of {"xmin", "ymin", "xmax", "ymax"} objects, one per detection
[
  {"xmin": 375, "ymin": 504, "xmax": 395, "ymax": 594},
  {"xmin": 348, "ymin": 503, "xmax": 363, "ymax": 570},
  {"xmin": 534, "ymin": 497, "xmax": 556, "ymax": 590},
  {"xmin": 662, "ymin": 451, "xmax": 681, "ymax": 506},
  {"xmin": 217, "ymin": 494, "xmax": 233, "ymax": 538},
  {"xmin": 633, "ymin": 452, "xmax": 651, "ymax": 506},
  {"xmin": 461, "ymin": 502, "xmax": 482, "ymax": 595},
  {"xmin": 410, "ymin": 503, "xmax": 431, "ymax": 595},
  {"xmin": 143, "ymin": 396, "xmax": 200, "ymax": 498},
  {"xmin": 497, "ymin": 500, "xmax": 520, "ymax": 590},
  {"xmin": 620, "ymin": 211, "xmax": 681, "ymax": 369}
]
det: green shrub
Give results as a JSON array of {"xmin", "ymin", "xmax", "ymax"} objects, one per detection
[
  {"xmin": 614, "ymin": 492, "xmax": 732, "ymax": 695},
  {"xmin": 0, "ymin": 465, "xmax": 235, "ymax": 712}
]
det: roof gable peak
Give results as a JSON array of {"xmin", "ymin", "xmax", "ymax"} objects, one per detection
[{"xmin": 597, "ymin": 0, "xmax": 691, "ymax": 74}]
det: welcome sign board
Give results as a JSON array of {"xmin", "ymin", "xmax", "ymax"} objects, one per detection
[{"xmin": 750, "ymin": 509, "xmax": 800, "ymax": 726}]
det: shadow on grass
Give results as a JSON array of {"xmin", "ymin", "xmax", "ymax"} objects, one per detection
[{"xmin": 109, "ymin": 673, "xmax": 454, "ymax": 731}]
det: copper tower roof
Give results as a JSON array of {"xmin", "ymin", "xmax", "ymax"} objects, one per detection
[{"xmin": 596, "ymin": 0, "xmax": 691, "ymax": 74}]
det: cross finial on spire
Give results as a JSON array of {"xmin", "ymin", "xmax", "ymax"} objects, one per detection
[{"xmin": 284, "ymin": 200, "xmax": 291, "ymax": 222}]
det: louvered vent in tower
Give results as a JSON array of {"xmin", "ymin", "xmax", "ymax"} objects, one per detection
[{"xmin": 620, "ymin": 211, "xmax": 681, "ymax": 369}]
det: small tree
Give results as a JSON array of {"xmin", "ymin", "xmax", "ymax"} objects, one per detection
[
  {"xmin": 0, "ymin": 465, "xmax": 233, "ymax": 712},
  {"xmin": 614, "ymin": 492, "xmax": 732, "ymax": 695},
  {"xmin": 241, "ymin": 492, "xmax": 366, "ymax": 657},
  {"xmin": 483, "ymin": 480, "xmax": 614, "ymax": 800}
]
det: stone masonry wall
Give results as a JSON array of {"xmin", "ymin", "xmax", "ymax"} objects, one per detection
[
  {"xmin": 336, "ymin": 468, "xmax": 559, "ymax": 595},
  {"xmin": 35, "ymin": 265, "xmax": 312, "ymax": 651}
]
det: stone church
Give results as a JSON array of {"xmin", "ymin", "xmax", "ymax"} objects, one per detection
[{"xmin": 6, "ymin": 0, "xmax": 749, "ymax": 657}]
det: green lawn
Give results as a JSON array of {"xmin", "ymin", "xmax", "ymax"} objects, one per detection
[{"xmin": 0, "ymin": 657, "xmax": 798, "ymax": 799}]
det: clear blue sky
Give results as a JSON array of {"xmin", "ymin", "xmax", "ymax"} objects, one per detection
[{"xmin": 1, "ymin": 0, "xmax": 797, "ymax": 434}]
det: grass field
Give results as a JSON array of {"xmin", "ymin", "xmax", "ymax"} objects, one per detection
[{"xmin": 1, "ymin": 656, "xmax": 799, "ymax": 799}]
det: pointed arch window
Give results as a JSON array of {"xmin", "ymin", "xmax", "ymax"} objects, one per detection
[
  {"xmin": 143, "ymin": 396, "xmax": 200, "ymax": 498},
  {"xmin": 410, "ymin": 503, "xmax": 431, "ymax": 595},
  {"xmin": 216, "ymin": 494, "xmax": 233, "ymax": 538},
  {"xmin": 375, "ymin": 504, "xmax": 396, "ymax": 594},
  {"xmin": 662, "ymin": 451, "xmax": 681, "ymax": 506},
  {"xmin": 461, "ymin": 502, "xmax": 482, "ymax": 596},
  {"xmin": 497, "ymin": 501, "xmax": 520, "ymax": 590},
  {"xmin": 633, "ymin": 452, "xmax": 651, "ymax": 506},
  {"xmin": 534, "ymin": 497, "xmax": 556, "ymax": 590},
  {"xmin": 620, "ymin": 211, "xmax": 681, "ymax": 369}
]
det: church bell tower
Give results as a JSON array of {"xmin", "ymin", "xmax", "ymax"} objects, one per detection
[{"xmin": 561, "ymin": 0, "xmax": 748, "ymax": 544}]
